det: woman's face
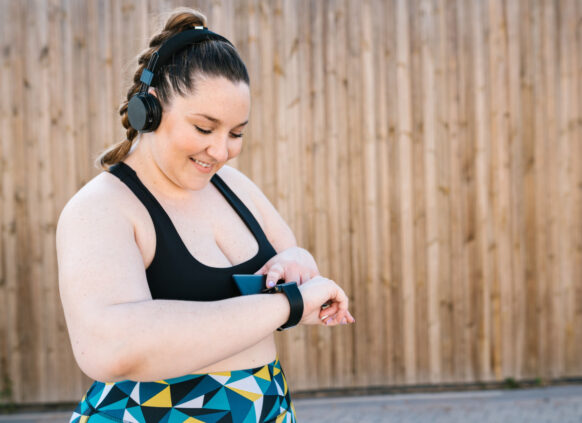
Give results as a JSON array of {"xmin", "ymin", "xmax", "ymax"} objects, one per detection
[{"xmin": 148, "ymin": 76, "xmax": 250, "ymax": 192}]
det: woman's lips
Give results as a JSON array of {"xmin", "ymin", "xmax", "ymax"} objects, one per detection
[{"xmin": 190, "ymin": 157, "xmax": 213, "ymax": 173}]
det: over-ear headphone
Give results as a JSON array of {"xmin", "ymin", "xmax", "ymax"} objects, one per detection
[{"xmin": 127, "ymin": 26, "xmax": 232, "ymax": 133}]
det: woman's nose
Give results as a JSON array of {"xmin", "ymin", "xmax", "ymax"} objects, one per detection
[{"xmin": 206, "ymin": 134, "xmax": 229, "ymax": 163}]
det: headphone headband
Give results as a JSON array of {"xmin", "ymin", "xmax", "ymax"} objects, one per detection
[{"xmin": 139, "ymin": 27, "xmax": 233, "ymax": 90}]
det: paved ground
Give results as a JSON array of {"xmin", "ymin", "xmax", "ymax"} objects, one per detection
[
  {"xmin": 0, "ymin": 384, "xmax": 580, "ymax": 422},
  {"xmin": 295, "ymin": 385, "xmax": 582, "ymax": 422}
]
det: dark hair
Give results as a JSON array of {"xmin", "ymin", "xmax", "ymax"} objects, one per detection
[{"xmin": 97, "ymin": 8, "xmax": 249, "ymax": 169}]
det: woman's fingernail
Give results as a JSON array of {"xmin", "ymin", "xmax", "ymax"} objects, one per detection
[
  {"xmin": 267, "ymin": 280, "xmax": 275, "ymax": 288},
  {"xmin": 321, "ymin": 315, "xmax": 328, "ymax": 321}
]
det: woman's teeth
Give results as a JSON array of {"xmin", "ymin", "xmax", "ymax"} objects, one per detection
[{"xmin": 192, "ymin": 158, "xmax": 211, "ymax": 168}]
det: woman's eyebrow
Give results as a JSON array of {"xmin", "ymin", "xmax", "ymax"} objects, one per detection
[{"xmin": 191, "ymin": 113, "xmax": 248, "ymax": 128}]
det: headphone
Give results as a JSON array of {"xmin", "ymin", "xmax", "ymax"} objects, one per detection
[{"xmin": 127, "ymin": 26, "xmax": 232, "ymax": 133}]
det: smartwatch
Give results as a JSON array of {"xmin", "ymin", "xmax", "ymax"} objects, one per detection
[{"xmin": 263, "ymin": 282, "xmax": 304, "ymax": 331}]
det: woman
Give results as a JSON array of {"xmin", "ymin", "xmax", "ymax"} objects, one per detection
[{"xmin": 57, "ymin": 8, "xmax": 354, "ymax": 423}]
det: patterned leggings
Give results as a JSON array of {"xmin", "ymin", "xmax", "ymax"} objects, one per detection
[{"xmin": 69, "ymin": 357, "xmax": 297, "ymax": 423}]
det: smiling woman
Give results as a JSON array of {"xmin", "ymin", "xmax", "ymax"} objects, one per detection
[{"xmin": 56, "ymin": 6, "xmax": 354, "ymax": 423}]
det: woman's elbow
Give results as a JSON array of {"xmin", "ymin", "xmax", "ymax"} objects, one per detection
[{"xmin": 71, "ymin": 337, "xmax": 135, "ymax": 382}]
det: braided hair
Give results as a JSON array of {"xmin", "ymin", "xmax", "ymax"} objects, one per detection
[{"xmin": 97, "ymin": 8, "xmax": 249, "ymax": 169}]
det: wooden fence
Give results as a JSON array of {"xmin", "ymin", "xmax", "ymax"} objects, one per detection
[{"xmin": 0, "ymin": 0, "xmax": 581, "ymax": 405}]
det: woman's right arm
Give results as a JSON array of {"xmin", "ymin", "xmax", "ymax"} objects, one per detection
[{"xmin": 57, "ymin": 183, "xmax": 351, "ymax": 383}]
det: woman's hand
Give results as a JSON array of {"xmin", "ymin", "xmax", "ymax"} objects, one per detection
[
  {"xmin": 254, "ymin": 247, "xmax": 320, "ymax": 288},
  {"xmin": 298, "ymin": 276, "xmax": 355, "ymax": 327}
]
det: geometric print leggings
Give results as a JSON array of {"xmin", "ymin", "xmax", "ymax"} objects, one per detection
[{"xmin": 69, "ymin": 357, "xmax": 297, "ymax": 423}]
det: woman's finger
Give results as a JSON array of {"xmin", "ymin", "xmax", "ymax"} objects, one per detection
[
  {"xmin": 265, "ymin": 263, "xmax": 285, "ymax": 288},
  {"xmin": 319, "ymin": 302, "xmax": 338, "ymax": 319},
  {"xmin": 283, "ymin": 267, "xmax": 301, "ymax": 285}
]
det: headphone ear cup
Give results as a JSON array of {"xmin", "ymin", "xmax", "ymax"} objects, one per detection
[
  {"xmin": 143, "ymin": 93, "xmax": 162, "ymax": 132},
  {"xmin": 127, "ymin": 93, "xmax": 162, "ymax": 132}
]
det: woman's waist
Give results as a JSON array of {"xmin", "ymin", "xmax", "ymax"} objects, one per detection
[{"xmin": 188, "ymin": 335, "xmax": 277, "ymax": 374}]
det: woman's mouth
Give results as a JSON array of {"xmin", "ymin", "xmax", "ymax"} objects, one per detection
[{"xmin": 190, "ymin": 157, "xmax": 213, "ymax": 173}]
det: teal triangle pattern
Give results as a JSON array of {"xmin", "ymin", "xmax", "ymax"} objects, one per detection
[{"xmin": 204, "ymin": 387, "xmax": 230, "ymax": 410}]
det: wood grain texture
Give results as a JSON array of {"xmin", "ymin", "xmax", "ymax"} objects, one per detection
[{"xmin": 0, "ymin": 0, "xmax": 580, "ymax": 404}]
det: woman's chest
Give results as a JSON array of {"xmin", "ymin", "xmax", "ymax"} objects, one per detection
[{"xmin": 132, "ymin": 188, "xmax": 263, "ymax": 269}]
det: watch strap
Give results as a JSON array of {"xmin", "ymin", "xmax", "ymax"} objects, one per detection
[{"xmin": 264, "ymin": 282, "xmax": 304, "ymax": 331}]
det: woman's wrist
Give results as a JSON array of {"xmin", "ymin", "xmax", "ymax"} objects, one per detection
[
  {"xmin": 263, "ymin": 282, "xmax": 304, "ymax": 331},
  {"xmin": 263, "ymin": 292, "xmax": 291, "ymax": 330}
]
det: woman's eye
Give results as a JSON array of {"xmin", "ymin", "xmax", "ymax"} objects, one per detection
[
  {"xmin": 230, "ymin": 133, "xmax": 244, "ymax": 138},
  {"xmin": 194, "ymin": 125, "xmax": 212, "ymax": 134}
]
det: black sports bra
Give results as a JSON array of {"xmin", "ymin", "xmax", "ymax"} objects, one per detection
[{"xmin": 109, "ymin": 162, "xmax": 277, "ymax": 301}]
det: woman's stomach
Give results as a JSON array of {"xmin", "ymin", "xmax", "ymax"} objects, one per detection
[{"xmin": 188, "ymin": 333, "xmax": 277, "ymax": 374}]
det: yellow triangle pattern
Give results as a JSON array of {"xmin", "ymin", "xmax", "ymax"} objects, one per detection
[
  {"xmin": 142, "ymin": 386, "xmax": 173, "ymax": 407},
  {"xmin": 275, "ymin": 411, "xmax": 287, "ymax": 423},
  {"xmin": 283, "ymin": 374, "xmax": 288, "ymax": 395},
  {"xmin": 210, "ymin": 371, "xmax": 231, "ymax": 377},
  {"xmin": 273, "ymin": 367, "xmax": 281, "ymax": 376},
  {"xmin": 184, "ymin": 418, "xmax": 206, "ymax": 423},
  {"xmin": 227, "ymin": 386, "xmax": 262, "ymax": 402},
  {"xmin": 254, "ymin": 366, "xmax": 271, "ymax": 381},
  {"xmin": 80, "ymin": 416, "xmax": 90, "ymax": 423}
]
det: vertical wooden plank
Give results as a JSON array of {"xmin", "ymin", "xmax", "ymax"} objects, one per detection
[
  {"xmin": 94, "ymin": 0, "xmax": 116, "ymax": 162},
  {"xmin": 395, "ymin": 0, "xmax": 416, "ymax": 384},
  {"xmin": 0, "ymin": 0, "xmax": 7, "ymax": 399},
  {"xmin": 242, "ymin": 0, "xmax": 263, "ymax": 184},
  {"xmin": 558, "ymin": 0, "xmax": 577, "ymax": 376},
  {"xmin": 16, "ymin": 0, "xmax": 43, "ymax": 403},
  {"xmin": 488, "ymin": 0, "xmax": 513, "ymax": 380},
  {"xmin": 456, "ymin": 0, "xmax": 478, "ymax": 383},
  {"xmin": 327, "ymin": 0, "xmax": 355, "ymax": 388},
  {"xmin": 572, "ymin": 0, "xmax": 582, "ymax": 377},
  {"xmin": 444, "ymin": 0, "xmax": 466, "ymax": 383},
  {"xmin": 256, "ymin": 0, "xmax": 276, "ymax": 199},
  {"xmin": 342, "ymin": 0, "xmax": 367, "ymax": 388},
  {"xmin": 386, "ymin": 0, "xmax": 405, "ymax": 384},
  {"xmin": 541, "ymin": 0, "xmax": 561, "ymax": 379},
  {"xmin": 470, "ymin": 0, "xmax": 493, "ymax": 382},
  {"xmin": 385, "ymin": 0, "xmax": 403, "ymax": 385},
  {"xmin": 409, "ymin": 0, "xmax": 429, "ymax": 385},
  {"xmin": 434, "ymin": 0, "xmax": 453, "ymax": 383},
  {"xmin": 35, "ymin": 0, "xmax": 57, "ymax": 402},
  {"xmin": 374, "ymin": 0, "xmax": 393, "ymax": 385},
  {"xmin": 505, "ymin": 0, "xmax": 526, "ymax": 381},
  {"xmin": 457, "ymin": 2, "xmax": 479, "ymax": 382},
  {"xmin": 305, "ymin": 0, "xmax": 335, "ymax": 389},
  {"xmin": 519, "ymin": 0, "xmax": 539, "ymax": 380},
  {"xmin": 419, "ymin": 0, "xmax": 441, "ymax": 384},
  {"xmin": 0, "ymin": 0, "xmax": 18, "ymax": 404},
  {"xmin": 295, "ymin": 0, "xmax": 315, "ymax": 389},
  {"xmin": 532, "ymin": 0, "xmax": 550, "ymax": 379},
  {"xmin": 359, "ymin": 0, "xmax": 383, "ymax": 386}
]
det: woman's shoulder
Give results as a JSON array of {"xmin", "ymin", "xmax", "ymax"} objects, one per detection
[
  {"xmin": 216, "ymin": 165, "xmax": 265, "ymax": 200},
  {"xmin": 57, "ymin": 170, "xmax": 140, "ymax": 231}
]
